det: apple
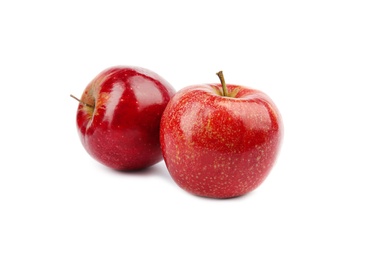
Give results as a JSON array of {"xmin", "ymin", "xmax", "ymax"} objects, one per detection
[
  {"xmin": 72, "ymin": 66, "xmax": 176, "ymax": 171},
  {"xmin": 160, "ymin": 71, "xmax": 283, "ymax": 198}
]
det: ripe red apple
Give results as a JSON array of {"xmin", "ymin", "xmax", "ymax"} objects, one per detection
[
  {"xmin": 160, "ymin": 71, "xmax": 283, "ymax": 198},
  {"xmin": 72, "ymin": 66, "xmax": 176, "ymax": 171}
]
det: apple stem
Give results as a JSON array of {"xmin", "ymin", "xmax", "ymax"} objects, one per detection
[
  {"xmin": 70, "ymin": 94, "xmax": 94, "ymax": 108},
  {"xmin": 216, "ymin": 71, "xmax": 228, "ymax": 97}
]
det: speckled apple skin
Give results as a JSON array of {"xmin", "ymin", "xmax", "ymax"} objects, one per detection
[
  {"xmin": 76, "ymin": 66, "xmax": 176, "ymax": 170},
  {"xmin": 160, "ymin": 84, "xmax": 283, "ymax": 198}
]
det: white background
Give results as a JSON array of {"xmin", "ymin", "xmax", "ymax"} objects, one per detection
[{"xmin": 1, "ymin": 0, "xmax": 367, "ymax": 259}]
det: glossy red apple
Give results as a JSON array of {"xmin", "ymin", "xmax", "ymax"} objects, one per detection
[
  {"xmin": 73, "ymin": 66, "xmax": 176, "ymax": 171},
  {"xmin": 160, "ymin": 71, "xmax": 283, "ymax": 198}
]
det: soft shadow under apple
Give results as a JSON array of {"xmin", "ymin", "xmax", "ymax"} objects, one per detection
[{"xmin": 101, "ymin": 162, "xmax": 175, "ymax": 184}]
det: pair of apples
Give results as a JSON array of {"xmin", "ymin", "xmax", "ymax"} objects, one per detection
[{"xmin": 72, "ymin": 66, "xmax": 283, "ymax": 199}]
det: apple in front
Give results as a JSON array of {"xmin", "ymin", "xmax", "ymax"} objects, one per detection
[
  {"xmin": 74, "ymin": 66, "xmax": 176, "ymax": 170},
  {"xmin": 160, "ymin": 72, "xmax": 283, "ymax": 198}
]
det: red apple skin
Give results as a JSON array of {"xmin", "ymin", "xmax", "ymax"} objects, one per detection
[
  {"xmin": 160, "ymin": 83, "xmax": 283, "ymax": 198},
  {"xmin": 76, "ymin": 66, "xmax": 176, "ymax": 171}
]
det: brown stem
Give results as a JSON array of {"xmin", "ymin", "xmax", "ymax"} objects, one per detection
[
  {"xmin": 216, "ymin": 71, "xmax": 228, "ymax": 97},
  {"xmin": 70, "ymin": 94, "xmax": 94, "ymax": 108}
]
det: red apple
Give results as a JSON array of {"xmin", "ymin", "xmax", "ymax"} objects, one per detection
[
  {"xmin": 160, "ymin": 71, "xmax": 283, "ymax": 198},
  {"xmin": 73, "ymin": 66, "xmax": 176, "ymax": 171}
]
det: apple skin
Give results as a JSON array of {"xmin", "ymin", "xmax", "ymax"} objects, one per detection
[
  {"xmin": 75, "ymin": 66, "xmax": 176, "ymax": 171},
  {"xmin": 160, "ymin": 83, "xmax": 283, "ymax": 198}
]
